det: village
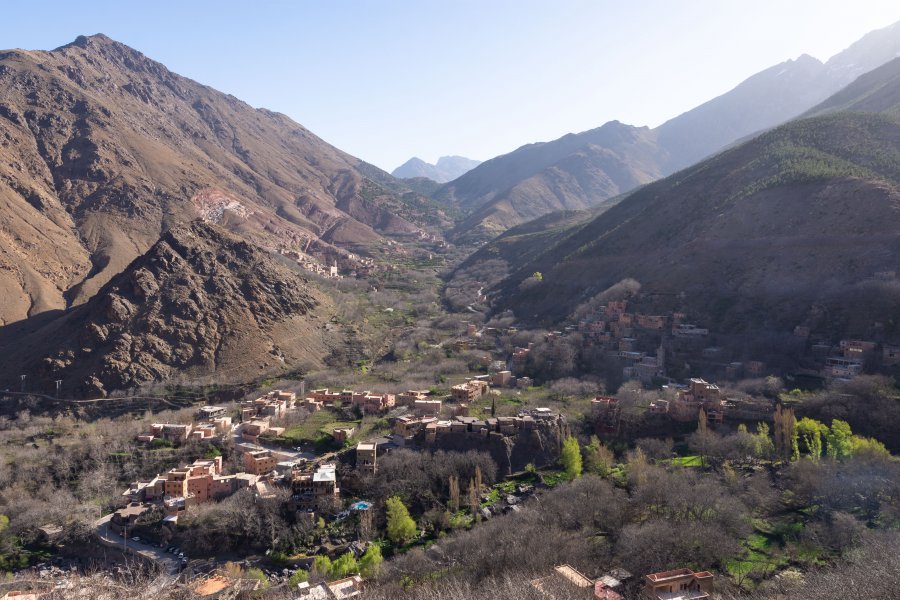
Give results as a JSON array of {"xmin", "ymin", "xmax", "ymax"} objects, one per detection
[
  {"xmin": 86, "ymin": 359, "xmax": 745, "ymax": 600},
  {"xmin": 70, "ymin": 287, "xmax": 898, "ymax": 599},
  {"xmin": 3, "ymin": 282, "xmax": 894, "ymax": 600}
]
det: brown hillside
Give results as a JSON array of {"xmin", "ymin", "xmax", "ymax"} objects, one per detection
[
  {"xmin": 0, "ymin": 221, "xmax": 334, "ymax": 397},
  {"xmin": 0, "ymin": 34, "xmax": 445, "ymax": 325}
]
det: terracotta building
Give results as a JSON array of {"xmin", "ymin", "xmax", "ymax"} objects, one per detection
[{"xmin": 643, "ymin": 568, "xmax": 714, "ymax": 600}]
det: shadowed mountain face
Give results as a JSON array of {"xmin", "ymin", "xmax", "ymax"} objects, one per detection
[
  {"xmin": 436, "ymin": 21, "xmax": 900, "ymax": 241},
  {"xmin": 0, "ymin": 221, "xmax": 334, "ymax": 397},
  {"xmin": 0, "ymin": 34, "xmax": 447, "ymax": 326},
  {"xmin": 392, "ymin": 155, "xmax": 481, "ymax": 183},
  {"xmin": 486, "ymin": 109, "xmax": 900, "ymax": 341}
]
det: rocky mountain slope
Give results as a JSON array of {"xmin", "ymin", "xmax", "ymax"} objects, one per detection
[
  {"xmin": 436, "ymin": 20, "xmax": 900, "ymax": 242},
  {"xmin": 392, "ymin": 155, "xmax": 481, "ymax": 183},
  {"xmin": 0, "ymin": 221, "xmax": 334, "ymax": 397},
  {"xmin": 0, "ymin": 34, "xmax": 447, "ymax": 326},
  {"xmin": 442, "ymin": 122, "xmax": 665, "ymax": 242},
  {"xmin": 485, "ymin": 107, "xmax": 900, "ymax": 342},
  {"xmin": 805, "ymin": 57, "xmax": 900, "ymax": 118}
]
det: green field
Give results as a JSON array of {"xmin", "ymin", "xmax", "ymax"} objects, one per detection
[
  {"xmin": 278, "ymin": 411, "xmax": 391, "ymax": 448},
  {"xmin": 669, "ymin": 455, "xmax": 703, "ymax": 467},
  {"xmin": 280, "ymin": 411, "xmax": 361, "ymax": 445}
]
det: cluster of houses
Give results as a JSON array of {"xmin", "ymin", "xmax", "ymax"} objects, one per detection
[
  {"xmin": 290, "ymin": 463, "xmax": 341, "ymax": 516},
  {"xmin": 594, "ymin": 376, "xmax": 776, "ymax": 434},
  {"xmin": 191, "ymin": 571, "xmax": 363, "ymax": 599},
  {"xmin": 135, "ymin": 406, "xmax": 233, "ymax": 445},
  {"xmin": 390, "ymin": 407, "xmax": 560, "ymax": 445},
  {"xmin": 239, "ymin": 391, "xmax": 297, "ymax": 442},
  {"xmin": 278, "ymin": 248, "xmax": 341, "ymax": 279},
  {"xmin": 530, "ymin": 565, "xmax": 714, "ymax": 600},
  {"xmin": 119, "ymin": 456, "xmax": 262, "ymax": 522},
  {"xmin": 819, "ymin": 339, "xmax": 878, "ymax": 381},
  {"xmin": 302, "ymin": 389, "xmax": 396, "ymax": 414},
  {"xmin": 574, "ymin": 300, "xmax": 710, "ymax": 386}
]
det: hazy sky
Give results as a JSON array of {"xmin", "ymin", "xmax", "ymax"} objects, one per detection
[{"xmin": 3, "ymin": 1, "xmax": 900, "ymax": 171}]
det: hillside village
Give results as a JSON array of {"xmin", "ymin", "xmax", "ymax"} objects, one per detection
[{"xmin": 2, "ymin": 11, "xmax": 900, "ymax": 600}]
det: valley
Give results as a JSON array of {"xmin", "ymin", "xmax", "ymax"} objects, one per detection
[{"xmin": 0, "ymin": 18, "xmax": 900, "ymax": 600}]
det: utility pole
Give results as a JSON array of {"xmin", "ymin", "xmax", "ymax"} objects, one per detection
[
  {"xmin": 55, "ymin": 380, "xmax": 63, "ymax": 399},
  {"xmin": 20, "ymin": 374, "xmax": 25, "ymax": 393}
]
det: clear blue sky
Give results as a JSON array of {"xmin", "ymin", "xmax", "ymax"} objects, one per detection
[{"xmin": 3, "ymin": 1, "xmax": 900, "ymax": 171}]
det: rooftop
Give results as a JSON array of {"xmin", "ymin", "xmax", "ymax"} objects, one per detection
[
  {"xmin": 554, "ymin": 564, "xmax": 592, "ymax": 587},
  {"xmin": 313, "ymin": 465, "xmax": 337, "ymax": 483},
  {"xmin": 193, "ymin": 575, "xmax": 235, "ymax": 597},
  {"xmin": 655, "ymin": 592, "xmax": 710, "ymax": 600},
  {"xmin": 328, "ymin": 575, "xmax": 363, "ymax": 598},
  {"xmin": 646, "ymin": 569, "xmax": 713, "ymax": 583}
]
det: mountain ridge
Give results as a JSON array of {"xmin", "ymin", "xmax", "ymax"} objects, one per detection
[
  {"xmin": 0, "ymin": 33, "xmax": 447, "ymax": 325},
  {"xmin": 484, "ymin": 107, "xmax": 900, "ymax": 345},
  {"xmin": 392, "ymin": 155, "xmax": 481, "ymax": 183},
  {"xmin": 435, "ymin": 20, "xmax": 900, "ymax": 242}
]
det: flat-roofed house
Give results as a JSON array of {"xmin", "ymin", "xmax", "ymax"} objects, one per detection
[
  {"xmin": 356, "ymin": 442, "xmax": 377, "ymax": 473},
  {"xmin": 643, "ymin": 568, "xmax": 713, "ymax": 600}
]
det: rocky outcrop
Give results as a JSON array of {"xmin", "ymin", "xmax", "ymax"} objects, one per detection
[{"xmin": 0, "ymin": 221, "xmax": 334, "ymax": 397}]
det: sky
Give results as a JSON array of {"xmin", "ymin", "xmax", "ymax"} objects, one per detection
[{"xmin": 3, "ymin": 1, "xmax": 900, "ymax": 172}]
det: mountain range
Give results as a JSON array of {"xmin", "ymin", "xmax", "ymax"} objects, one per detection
[
  {"xmin": 392, "ymin": 155, "xmax": 481, "ymax": 183},
  {"xmin": 472, "ymin": 58, "xmax": 900, "ymax": 346},
  {"xmin": 435, "ymin": 20, "xmax": 900, "ymax": 242},
  {"xmin": 0, "ymin": 33, "xmax": 446, "ymax": 327}
]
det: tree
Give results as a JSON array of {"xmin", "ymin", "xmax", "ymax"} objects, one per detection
[
  {"xmin": 448, "ymin": 476, "xmax": 460, "ymax": 513},
  {"xmin": 313, "ymin": 555, "xmax": 332, "ymax": 580},
  {"xmin": 385, "ymin": 496, "xmax": 417, "ymax": 545},
  {"xmin": 359, "ymin": 544, "xmax": 383, "ymax": 577},
  {"xmin": 850, "ymin": 436, "xmax": 890, "ymax": 461},
  {"xmin": 697, "ymin": 408, "xmax": 708, "ymax": 434},
  {"xmin": 288, "ymin": 569, "xmax": 309, "ymax": 587},
  {"xmin": 358, "ymin": 507, "xmax": 373, "ymax": 542},
  {"xmin": 330, "ymin": 552, "xmax": 359, "ymax": 579},
  {"xmin": 825, "ymin": 419, "xmax": 853, "ymax": 460},
  {"xmin": 774, "ymin": 404, "xmax": 798, "ymax": 461},
  {"xmin": 468, "ymin": 479, "xmax": 480, "ymax": 523},
  {"xmin": 754, "ymin": 422, "xmax": 775, "ymax": 460},
  {"xmin": 560, "ymin": 436, "xmax": 582, "ymax": 479},
  {"xmin": 797, "ymin": 417, "xmax": 827, "ymax": 460},
  {"xmin": 583, "ymin": 436, "xmax": 615, "ymax": 476}
]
